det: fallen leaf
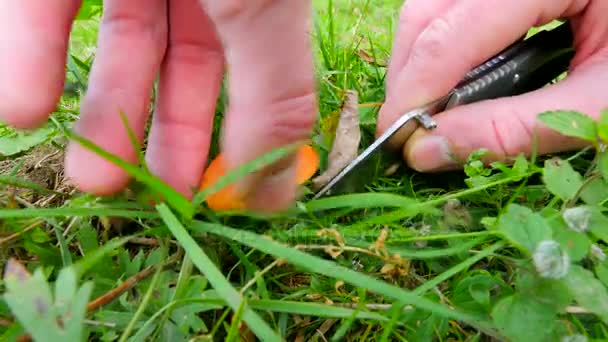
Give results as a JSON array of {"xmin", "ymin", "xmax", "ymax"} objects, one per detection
[
  {"xmin": 357, "ymin": 49, "xmax": 375, "ymax": 64},
  {"xmin": 312, "ymin": 90, "xmax": 361, "ymax": 190}
]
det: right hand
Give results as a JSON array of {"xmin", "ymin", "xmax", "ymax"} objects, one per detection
[{"xmin": 377, "ymin": 0, "xmax": 608, "ymax": 172}]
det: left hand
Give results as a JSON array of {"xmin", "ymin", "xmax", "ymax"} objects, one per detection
[{"xmin": 0, "ymin": 0, "xmax": 317, "ymax": 212}]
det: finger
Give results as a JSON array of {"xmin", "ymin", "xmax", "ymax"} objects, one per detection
[
  {"xmin": 64, "ymin": 0, "xmax": 167, "ymax": 195},
  {"xmin": 144, "ymin": 0, "xmax": 224, "ymax": 199},
  {"xmin": 203, "ymin": 1, "xmax": 317, "ymax": 212},
  {"xmin": 385, "ymin": 0, "xmax": 456, "ymax": 95},
  {"xmin": 0, "ymin": 1, "xmax": 81, "ymax": 128},
  {"xmin": 403, "ymin": 55, "xmax": 608, "ymax": 172},
  {"xmin": 377, "ymin": 0, "xmax": 588, "ymax": 136}
]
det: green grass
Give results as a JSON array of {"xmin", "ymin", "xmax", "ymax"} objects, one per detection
[{"xmin": 1, "ymin": 1, "xmax": 608, "ymax": 341}]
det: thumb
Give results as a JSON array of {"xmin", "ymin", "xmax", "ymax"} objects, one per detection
[{"xmin": 403, "ymin": 56, "xmax": 608, "ymax": 172}]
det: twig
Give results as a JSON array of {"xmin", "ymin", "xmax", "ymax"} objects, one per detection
[
  {"xmin": 0, "ymin": 317, "xmax": 13, "ymax": 327},
  {"xmin": 82, "ymin": 319, "xmax": 117, "ymax": 328},
  {"xmin": 87, "ymin": 253, "xmax": 180, "ymax": 312},
  {"xmin": 239, "ymin": 258, "xmax": 283, "ymax": 295},
  {"xmin": 128, "ymin": 237, "xmax": 160, "ymax": 246},
  {"xmin": 0, "ymin": 220, "xmax": 44, "ymax": 246},
  {"xmin": 86, "ymin": 265, "xmax": 156, "ymax": 312}
]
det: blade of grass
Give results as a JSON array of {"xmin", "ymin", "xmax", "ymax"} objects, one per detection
[
  {"xmin": 412, "ymin": 242, "xmax": 506, "ymax": 296},
  {"xmin": 225, "ymin": 298, "xmax": 247, "ymax": 342},
  {"xmin": 118, "ymin": 262, "xmax": 163, "ymax": 342},
  {"xmin": 156, "ymin": 204, "xmax": 281, "ymax": 342},
  {"xmin": 304, "ymin": 193, "xmax": 426, "ymax": 211},
  {"xmin": 118, "ymin": 110, "xmax": 148, "ymax": 173},
  {"xmin": 72, "ymin": 236, "xmax": 131, "ymax": 278},
  {"xmin": 347, "ymin": 170, "xmax": 540, "ymax": 228},
  {"xmin": 192, "ymin": 142, "xmax": 302, "ymax": 207},
  {"xmin": 149, "ymin": 255, "xmax": 194, "ymax": 340},
  {"xmin": 0, "ymin": 207, "xmax": 158, "ymax": 219},
  {"xmin": 58, "ymin": 125, "xmax": 194, "ymax": 218},
  {"xmin": 190, "ymin": 220, "xmax": 495, "ymax": 331},
  {"xmin": 376, "ymin": 236, "xmax": 488, "ymax": 259},
  {"xmin": 0, "ymin": 175, "xmax": 63, "ymax": 195},
  {"xmin": 133, "ymin": 296, "xmax": 390, "ymax": 340}
]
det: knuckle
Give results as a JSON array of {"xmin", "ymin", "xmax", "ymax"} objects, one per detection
[
  {"xmin": 410, "ymin": 17, "xmax": 453, "ymax": 62},
  {"xmin": 166, "ymin": 41, "xmax": 224, "ymax": 68},
  {"xmin": 102, "ymin": 6, "xmax": 166, "ymax": 42},
  {"xmin": 264, "ymin": 92, "xmax": 317, "ymax": 145},
  {"xmin": 203, "ymin": 0, "xmax": 274, "ymax": 23},
  {"xmin": 489, "ymin": 108, "xmax": 533, "ymax": 157}
]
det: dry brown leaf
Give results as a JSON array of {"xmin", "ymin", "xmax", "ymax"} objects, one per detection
[
  {"xmin": 317, "ymin": 228, "xmax": 345, "ymax": 247},
  {"xmin": 335, "ymin": 280, "xmax": 345, "ymax": 294},
  {"xmin": 369, "ymin": 228, "xmax": 389, "ymax": 257},
  {"xmin": 313, "ymin": 90, "xmax": 361, "ymax": 190},
  {"xmin": 315, "ymin": 319, "xmax": 338, "ymax": 340},
  {"xmin": 323, "ymin": 246, "xmax": 344, "ymax": 259},
  {"xmin": 357, "ymin": 49, "xmax": 375, "ymax": 64}
]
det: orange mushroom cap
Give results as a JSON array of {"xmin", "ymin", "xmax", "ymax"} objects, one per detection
[{"xmin": 200, "ymin": 145, "xmax": 320, "ymax": 211}]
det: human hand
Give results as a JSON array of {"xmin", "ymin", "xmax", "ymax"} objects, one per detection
[
  {"xmin": 0, "ymin": 0, "xmax": 316, "ymax": 212},
  {"xmin": 377, "ymin": 0, "xmax": 608, "ymax": 171}
]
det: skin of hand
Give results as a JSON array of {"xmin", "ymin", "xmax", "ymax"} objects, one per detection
[
  {"xmin": 0, "ymin": 0, "xmax": 316, "ymax": 212},
  {"xmin": 377, "ymin": 0, "xmax": 608, "ymax": 172}
]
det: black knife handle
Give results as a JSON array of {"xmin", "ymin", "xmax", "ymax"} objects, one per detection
[{"xmin": 445, "ymin": 22, "xmax": 575, "ymax": 109}]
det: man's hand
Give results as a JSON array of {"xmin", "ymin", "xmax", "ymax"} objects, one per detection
[
  {"xmin": 0, "ymin": 0, "xmax": 316, "ymax": 212},
  {"xmin": 378, "ymin": 0, "xmax": 608, "ymax": 171}
]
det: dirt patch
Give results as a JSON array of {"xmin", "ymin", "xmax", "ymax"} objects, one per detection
[{"xmin": 0, "ymin": 144, "xmax": 75, "ymax": 208}]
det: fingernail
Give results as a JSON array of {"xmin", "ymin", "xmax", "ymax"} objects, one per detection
[{"xmin": 406, "ymin": 135, "xmax": 456, "ymax": 172}]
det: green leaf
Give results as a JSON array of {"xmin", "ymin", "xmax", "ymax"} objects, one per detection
[
  {"xmin": 411, "ymin": 243, "xmax": 506, "ymax": 296},
  {"xmin": 358, "ymin": 105, "xmax": 377, "ymax": 126},
  {"xmin": 72, "ymin": 236, "xmax": 131, "ymax": 278},
  {"xmin": 595, "ymin": 261, "xmax": 608, "ymax": 288},
  {"xmin": 537, "ymin": 110, "xmax": 597, "ymax": 142},
  {"xmin": 597, "ymin": 109, "xmax": 608, "ymax": 142},
  {"xmin": 497, "ymin": 204, "xmax": 552, "ymax": 252},
  {"xmin": 491, "ymin": 294, "xmax": 558, "ymax": 342},
  {"xmin": 156, "ymin": 204, "xmax": 282, "ymax": 342},
  {"xmin": 0, "ymin": 125, "xmax": 54, "ymax": 156},
  {"xmin": 584, "ymin": 207, "xmax": 608, "ymax": 245},
  {"xmin": 598, "ymin": 152, "xmax": 608, "ymax": 183},
  {"xmin": 3, "ymin": 262, "xmax": 93, "ymax": 342},
  {"xmin": 515, "ymin": 269, "xmax": 573, "ymax": 312},
  {"xmin": 552, "ymin": 219, "xmax": 591, "ymax": 262},
  {"xmin": 563, "ymin": 265, "xmax": 608, "ymax": 324},
  {"xmin": 542, "ymin": 158, "xmax": 584, "ymax": 201},
  {"xmin": 580, "ymin": 177, "xmax": 608, "ymax": 205},
  {"xmin": 452, "ymin": 272, "xmax": 511, "ymax": 314}
]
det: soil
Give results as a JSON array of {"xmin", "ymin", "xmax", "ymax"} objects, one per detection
[{"xmin": 0, "ymin": 144, "xmax": 75, "ymax": 208}]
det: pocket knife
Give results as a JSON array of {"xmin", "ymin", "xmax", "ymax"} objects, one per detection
[{"xmin": 313, "ymin": 21, "xmax": 575, "ymax": 199}]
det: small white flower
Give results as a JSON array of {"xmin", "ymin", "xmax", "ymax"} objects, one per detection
[
  {"xmin": 563, "ymin": 206, "xmax": 591, "ymax": 233},
  {"xmin": 533, "ymin": 240, "xmax": 570, "ymax": 279},
  {"xmin": 562, "ymin": 334, "xmax": 587, "ymax": 342},
  {"xmin": 591, "ymin": 244, "xmax": 606, "ymax": 261}
]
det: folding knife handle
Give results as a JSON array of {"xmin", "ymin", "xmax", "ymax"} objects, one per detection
[{"xmin": 445, "ymin": 22, "xmax": 575, "ymax": 109}]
